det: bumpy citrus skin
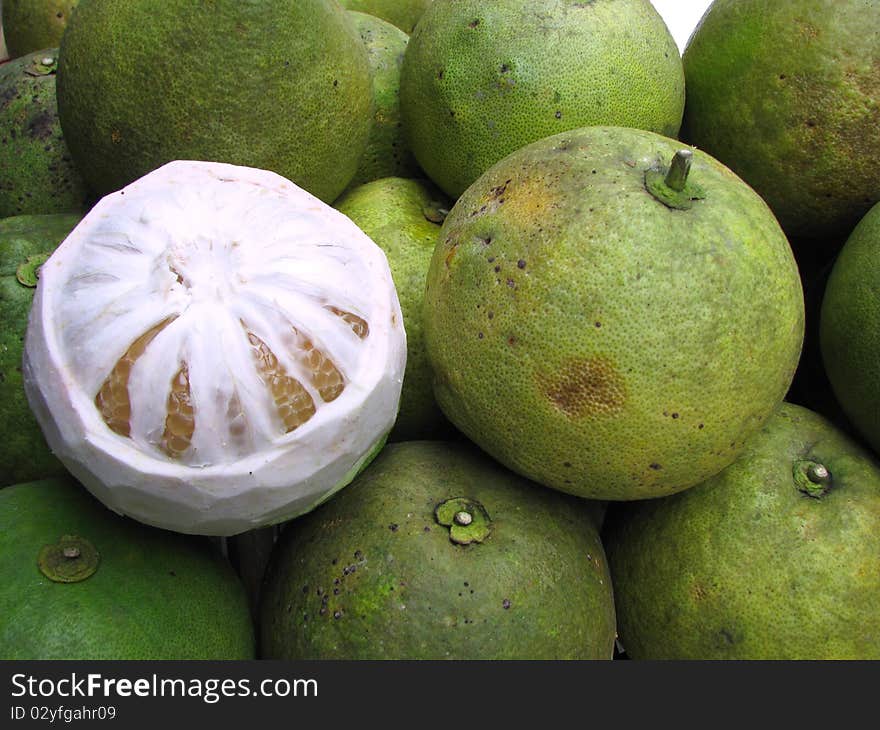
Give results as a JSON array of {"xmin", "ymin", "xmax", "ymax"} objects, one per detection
[
  {"xmin": 400, "ymin": 0, "xmax": 684, "ymax": 198},
  {"xmin": 339, "ymin": 0, "xmax": 434, "ymax": 34},
  {"xmin": 336, "ymin": 177, "xmax": 451, "ymax": 440},
  {"xmin": 820, "ymin": 202, "xmax": 880, "ymax": 453},
  {"xmin": 0, "ymin": 477, "xmax": 255, "ymax": 659},
  {"xmin": 346, "ymin": 12, "xmax": 419, "ymax": 190},
  {"xmin": 605, "ymin": 402, "xmax": 880, "ymax": 659},
  {"xmin": 0, "ymin": 214, "xmax": 81, "ymax": 487},
  {"xmin": 0, "ymin": 50, "xmax": 91, "ymax": 218},
  {"xmin": 56, "ymin": 0, "xmax": 372, "ymax": 202},
  {"xmin": 260, "ymin": 441, "xmax": 616, "ymax": 660},
  {"xmin": 682, "ymin": 0, "xmax": 880, "ymax": 245},
  {"xmin": 1, "ymin": 1, "xmax": 78, "ymax": 59},
  {"xmin": 423, "ymin": 126, "xmax": 804, "ymax": 501}
]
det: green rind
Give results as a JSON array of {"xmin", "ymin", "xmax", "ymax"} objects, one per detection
[
  {"xmin": 0, "ymin": 49, "xmax": 92, "ymax": 218},
  {"xmin": 345, "ymin": 12, "xmax": 419, "ymax": 190},
  {"xmin": 0, "ymin": 477, "xmax": 255, "ymax": 659},
  {"xmin": 1, "ymin": 213, "xmax": 81, "ymax": 487},
  {"xmin": 335, "ymin": 177, "xmax": 453, "ymax": 441},
  {"xmin": 260, "ymin": 441, "xmax": 616, "ymax": 660},
  {"xmin": 819, "ymin": 202, "xmax": 880, "ymax": 454},
  {"xmin": 604, "ymin": 402, "xmax": 880, "ymax": 659},
  {"xmin": 1, "ymin": 1, "xmax": 79, "ymax": 59},
  {"xmin": 56, "ymin": 0, "xmax": 373, "ymax": 202},
  {"xmin": 682, "ymin": 0, "xmax": 880, "ymax": 244},
  {"xmin": 400, "ymin": 0, "xmax": 685, "ymax": 198},
  {"xmin": 422, "ymin": 125, "xmax": 804, "ymax": 500}
]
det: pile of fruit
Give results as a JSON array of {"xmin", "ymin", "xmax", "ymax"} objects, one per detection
[{"xmin": 1, "ymin": 0, "xmax": 878, "ymax": 661}]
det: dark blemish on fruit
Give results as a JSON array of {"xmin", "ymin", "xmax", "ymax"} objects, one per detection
[
  {"xmin": 806, "ymin": 119, "xmax": 816, "ymax": 128},
  {"xmin": 500, "ymin": 64, "xmax": 509, "ymax": 73},
  {"xmin": 301, "ymin": 585, "xmax": 309, "ymax": 594},
  {"xmin": 508, "ymin": 336, "xmax": 517, "ymax": 346},
  {"xmin": 649, "ymin": 463, "xmax": 662, "ymax": 470},
  {"xmin": 333, "ymin": 79, "xmax": 338, "ymax": 87},
  {"xmin": 698, "ymin": 423, "xmax": 705, "ymax": 429},
  {"xmin": 779, "ymin": 73, "xmax": 787, "ymax": 80},
  {"xmin": 389, "ymin": 523, "xmax": 399, "ymax": 532},
  {"xmin": 319, "ymin": 607, "xmax": 328, "ymax": 616},
  {"xmin": 423, "ymin": 526, "xmax": 431, "ymax": 532},
  {"xmin": 506, "ymin": 278, "xmax": 516, "ymax": 288},
  {"xmin": 494, "ymin": 265, "xmax": 501, "ymax": 273},
  {"xmin": 503, "ymin": 599, "xmax": 512, "ymax": 609},
  {"xmin": 286, "ymin": 604, "xmax": 292, "ymax": 613},
  {"xmin": 672, "ymin": 413, "xmax": 679, "ymax": 419},
  {"xmin": 595, "ymin": 321, "xmax": 601, "ymax": 328},
  {"xmin": 487, "ymin": 256, "xmax": 495, "ymax": 263},
  {"xmin": 437, "ymin": 69, "xmax": 444, "ymax": 80},
  {"xmin": 487, "ymin": 311, "xmax": 494, "ymax": 319},
  {"xmin": 517, "ymin": 259, "xmax": 526, "ymax": 269},
  {"xmin": 564, "ymin": 461, "xmax": 572, "ymax": 468},
  {"xmin": 354, "ymin": 550, "xmax": 363, "ymax": 559},
  {"xmin": 469, "ymin": 19, "xmax": 480, "ymax": 28},
  {"xmin": 334, "ymin": 611, "xmax": 342, "ymax": 619},
  {"xmin": 169, "ymin": 571, "xmax": 176, "ymax": 577},
  {"xmin": 331, "ymin": 558, "xmax": 338, "ymax": 565},
  {"xmin": 538, "ymin": 356, "xmax": 627, "ymax": 418},
  {"xmin": 555, "ymin": 110, "xmax": 562, "ymax": 119},
  {"xmin": 478, "ymin": 332, "xmax": 484, "ymax": 339},
  {"xmin": 333, "ymin": 588, "xmax": 340, "ymax": 595}
]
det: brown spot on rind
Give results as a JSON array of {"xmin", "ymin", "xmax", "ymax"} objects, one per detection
[{"xmin": 538, "ymin": 356, "xmax": 626, "ymax": 418}]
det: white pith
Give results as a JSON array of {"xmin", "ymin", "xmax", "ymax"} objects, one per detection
[{"xmin": 23, "ymin": 161, "xmax": 406, "ymax": 536}]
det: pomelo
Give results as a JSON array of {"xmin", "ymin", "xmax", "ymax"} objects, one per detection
[
  {"xmin": 681, "ymin": 0, "xmax": 880, "ymax": 246},
  {"xmin": 259, "ymin": 440, "xmax": 616, "ymax": 660},
  {"xmin": 0, "ymin": 213, "xmax": 81, "ymax": 487},
  {"xmin": 0, "ymin": 476, "xmax": 254, "ymax": 659},
  {"xmin": 1, "ymin": 1, "xmax": 78, "ymax": 59},
  {"xmin": 339, "ymin": 0, "xmax": 434, "ymax": 34},
  {"xmin": 820, "ymin": 201, "xmax": 880, "ymax": 454},
  {"xmin": 335, "ymin": 176, "xmax": 451, "ymax": 440},
  {"xmin": 399, "ymin": 0, "xmax": 684, "ymax": 198},
  {"xmin": 423, "ymin": 125, "xmax": 804, "ymax": 501},
  {"xmin": 55, "ymin": 0, "xmax": 373, "ymax": 202},
  {"xmin": 346, "ymin": 12, "xmax": 419, "ymax": 190},
  {"xmin": 604, "ymin": 402, "xmax": 880, "ymax": 659},
  {"xmin": 0, "ymin": 49, "xmax": 91, "ymax": 218},
  {"xmin": 22, "ymin": 160, "xmax": 406, "ymax": 536}
]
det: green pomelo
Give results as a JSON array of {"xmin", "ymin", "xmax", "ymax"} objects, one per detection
[
  {"xmin": 260, "ymin": 440, "xmax": 616, "ymax": 660},
  {"xmin": 339, "ymin": 0, "xmax": 434, "ymax": 34},
  {"xmin": 820, "ymin": 202, "xmax": 880, "ymax": 454},
  {"xmin": 55, "ymin": 0, "xmax": 373, "ymax": 202},
  {"xmin": 1, "ymin": 1, "xmax": 78, "ymax": 59},
  {"xmin": 604, "ymin": 402, "xmax": 880, "ymax": 659},
  {"xmin": 423, "ymin": 126, "xmax": 804, "ymax": 501},
  {"xmin": 0, "ymin": 50, "xmax": 91, "ymax": 218},
  {"xmin": 336, "ymin": 177, "xmax": 451, "ymax": 441},
  {"xmin": 399, "ymin": 0, "xmax": 684, "ymax": 198},
  {"xmin": 346, "ymin": 12, "xmax": 419, "ymax": 190},
  {"xmin": 0, "ymin": 477, "xmax": 255, "ymax": 659},
  {"xmin": 1, "ymin": 213, "xmax": 80, "ymax": 487},
  {"xmin": 682, "ymin": 0, "xmax": 880, "ymax": 247}
]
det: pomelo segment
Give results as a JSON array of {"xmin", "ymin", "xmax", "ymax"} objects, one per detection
[{"xmin": 23, "ymin": 160, "xmax": 406, "ymax": 536}]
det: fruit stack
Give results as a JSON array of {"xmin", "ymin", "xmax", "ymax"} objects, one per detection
[{"xmin": 0, "ymin": 0, "xmax": 877, "ymax": 661}]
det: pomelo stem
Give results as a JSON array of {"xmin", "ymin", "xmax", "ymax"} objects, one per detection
[
  {"xmin": 664, "ymin": 150, "xmax": 693, "ymax": 192},
  {"xmin": 807, "ymin": 463, "xmax": 830, "ymax": 484}
]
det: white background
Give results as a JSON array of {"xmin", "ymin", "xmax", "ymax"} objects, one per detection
[{"xmin": 651, "ymin": 0, "xmax": 714, "ymax": 53}]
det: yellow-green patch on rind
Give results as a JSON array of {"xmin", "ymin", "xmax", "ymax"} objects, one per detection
[
  {"xmin": 1, "ymin": 213, "xmax": 81, "ymax": 487},
  {"xmin": 336, "ymin": 177, "xmax": 451, "ymax": 440},
  {"xmin": 345, "ymin": 12, "xmax": 419, "ymax": 189},
  {"xmin": 0, "ymin": 477, "xmax": 255, "ymax": 659},
  {"xmin": 682, "ymin": 0, "xmax": 880, "ymax": 244},
  {"xmin": 605, "ymin": 402, "xmax": 880, "ymax": 659},
  {"xmin": 423, "ymin": 126, "xmax": 804, "ymax": 500},
  {"xmin": 56, "ymin": 0, "xmax": 373, "ymax": 202},
  {"xmin": 259, "ymin": 441, "xmax": 615, "ymax": 660},
  {"xmin": 400, "ymin": 0, "xmax": 684, "ymax": 198}
]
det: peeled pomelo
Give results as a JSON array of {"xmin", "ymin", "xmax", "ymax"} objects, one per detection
[{"xmin": 22, "ymin": 160, "xmax": 406, "ymax": 536}]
